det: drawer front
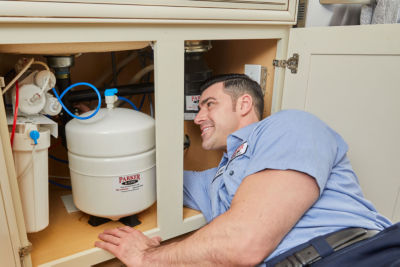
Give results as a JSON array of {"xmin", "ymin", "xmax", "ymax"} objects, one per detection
[
  {"xmin": 24, "ymin": 0, "xmax": 289, "ymax": 10},
  {"xmin": 0, "ymin": 0, "xmax": 297, "ymax": 24}
]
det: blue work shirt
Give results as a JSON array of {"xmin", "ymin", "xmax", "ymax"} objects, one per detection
[{"xmin": 183, "ymin": 109, "xmax": 392, "ymax": 262}]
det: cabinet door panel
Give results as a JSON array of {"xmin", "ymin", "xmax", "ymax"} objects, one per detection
[
  {"xmin": 17, "ymin": 0, "xmax": 289, "ymax": 10},
  {"xmin": 281, "ymin": 24, "xmax": 400, "ymax": 220},
  {"xmin": 0, "ymin": 142, "xmax": 20, "ymax": 267}
]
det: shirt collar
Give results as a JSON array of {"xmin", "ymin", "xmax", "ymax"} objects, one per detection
[{"xmin": 226, "ymin": 121, "xmax": 258, "ymax": 158}]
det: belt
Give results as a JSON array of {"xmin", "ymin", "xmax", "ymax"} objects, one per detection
[{"xmin": 275, "ymin": 228, "xmax": 380, "ymax": 267}]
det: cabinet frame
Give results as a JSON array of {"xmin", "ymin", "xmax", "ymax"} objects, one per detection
[
  {"xmin": 0, "ymin": 19, "xmax": 292, "ymax": 266},
  {"xmin": 2, "ymin": 3, "xmax": 398, "ymax": 265}
]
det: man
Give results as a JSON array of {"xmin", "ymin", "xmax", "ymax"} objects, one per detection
[{"xmin": 96, "ymin": 74, "xmax": 397, "ymax": 266}]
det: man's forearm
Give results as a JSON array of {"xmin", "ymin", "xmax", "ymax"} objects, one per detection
[
  {"xmin": 97, "ymin": 170, "xmax": 314, "ymax": 266},
  {"xmin": 95, "ymin": 206, "xmax": 255, "ymax": 267},
  {"xmin": 142, "ymin": 212, "xmax": 253, "ymax": 266}
]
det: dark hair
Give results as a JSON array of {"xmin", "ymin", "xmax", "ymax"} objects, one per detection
[{"xmin": 200, "ymin": 74, "xmax": 264, "ymax": 119}]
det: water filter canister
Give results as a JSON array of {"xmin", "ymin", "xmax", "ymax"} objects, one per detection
[{"xmin": 12, "ymin": 125, "xmax": 50, "ymax": 233}]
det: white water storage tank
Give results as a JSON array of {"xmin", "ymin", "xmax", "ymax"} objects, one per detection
[{"xmin": 65, "ymin": 107, "xmax": 156, "ymax": 220}]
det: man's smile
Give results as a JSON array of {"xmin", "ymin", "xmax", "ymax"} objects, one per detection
[{"xmin": 201, "ymin": 124, "xmax": 214, "ymax": 137}]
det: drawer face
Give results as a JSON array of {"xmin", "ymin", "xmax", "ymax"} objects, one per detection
[
  {"xmin": 18, "ymin": 0, "xmax": 289, "ymax": 10},
  {"xmin": 3, "ymin": 0, "xmax": 296, "ymax": 23}
]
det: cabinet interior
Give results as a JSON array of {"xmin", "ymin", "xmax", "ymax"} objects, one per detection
[
  {"xmin": 0, "ymin": 38, "xmax": 278, "ymax": 266},
  {"xmin": 184, "ymin": 38, "xmax": 278, "ymax": 171}
]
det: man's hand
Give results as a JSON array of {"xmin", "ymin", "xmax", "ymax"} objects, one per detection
[{"xmin": 95, "ymin": 226, "xmax": 162, "ymax": 267}]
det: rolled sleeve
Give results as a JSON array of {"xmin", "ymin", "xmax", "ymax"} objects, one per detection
[
  {"xmin": 183, "ymin": 168, "xmax": 217, "ymax": 222},
  {"xmin": 244, "ymin": 111, "xmax": 341, "ymax": 194}
]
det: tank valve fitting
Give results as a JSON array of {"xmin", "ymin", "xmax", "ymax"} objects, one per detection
[{"xmin": 104, "ymin": 88, "xmax": 118, "ymax": 109}]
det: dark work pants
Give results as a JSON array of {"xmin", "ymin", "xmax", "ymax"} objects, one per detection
[{"xmin": 265, "ymin": 223, "xmax": 400, "ymax": 267}]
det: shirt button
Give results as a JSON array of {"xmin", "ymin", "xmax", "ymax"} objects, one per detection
[{"xmin": 229, "ymin": 170, "xmax": 234, "ymax": 176}]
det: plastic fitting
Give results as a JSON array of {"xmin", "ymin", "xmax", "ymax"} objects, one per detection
[
  {"xmin": 104, "ymin": 88, "xmax": 118, "ymax": 109},
  {"xmin": 29, "ymin": 130, "xmax": 40, "ymax": 145}
]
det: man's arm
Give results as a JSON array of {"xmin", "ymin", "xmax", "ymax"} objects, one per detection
[{"xmin": 95, "ymin": 169, "xmax": 319, "ymax": 266}]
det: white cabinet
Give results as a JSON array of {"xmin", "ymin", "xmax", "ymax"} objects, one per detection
[
  {"xmin": 0, "ymin": 0, "xmax": 296, "ymax": 23},
  {"xmin": 0, "ymin": 0, "xmax": 399, "ymax": 266},
  {"xmin": 281, "ymin": 24, "xmax": 400, "ymax": 222},
  {"xmin": 0, "ymin": 126, "xmax": 28, "ymax": 267},
  {"xmin": 0, "ymin": 1, "xmax": 295, "ymax": 266}
]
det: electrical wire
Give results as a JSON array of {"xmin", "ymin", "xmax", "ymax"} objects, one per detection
[
  {"xmin": 32, "ymin": 61, "xmax": 50, "ymax": 71},
  {"xmin": 15, "ymin": 139, "xmax": 71, "ymax": 190},
  {"xmin": 2, "ymin": 59, "xmax": 50, "ymax": 95},
  {"xmin": 29, "ymin": 72, "xmax": 51, "ymax": 104},
  {"xmin": 52, "ymin": 82, "xmax": 101, "ymax": 120},
  {"xmin": 10, "ymin": 81, "xmax": 19, "ymax": 147},
  {"xmin": 37, "ymin": 72, "xmax": 51, "ymax": 96},
  {"xmin": 118, "ymin": 96, "xmax": 139, "ymax": 111},
  {"xmin": 2, "ymin": 58, "xmax": 34, "ymax": 95},
  {"xmin": 48, "ymin": 154, "xmax": 69, "ymax": 164},
  {"xmin": 17, "ymin": 145, "xmax": 36, "ymax": 180}
]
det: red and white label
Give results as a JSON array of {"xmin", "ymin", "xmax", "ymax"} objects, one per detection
[
  {"xmin": 186, "ymin": 95, "xmax": 200, "ymax": 111},
  {"xmin": 113, "ymin": 173, "xmax": 143, "ymax": 192}
]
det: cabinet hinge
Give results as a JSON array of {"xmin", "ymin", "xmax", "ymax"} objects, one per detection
[
  {"xmin": 19, "ymin": 242, "xmax": 32, "ymax": 261},
  {"xmin": 273, "ymin": 53, "xmax": 299, "ymax": 74}
]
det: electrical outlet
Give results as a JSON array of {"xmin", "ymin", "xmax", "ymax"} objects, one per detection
[{"xmin": 244, "ymin": 64, "xmax": 267, "ymax": 96}]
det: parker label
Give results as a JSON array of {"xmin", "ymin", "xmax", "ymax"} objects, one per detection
[{"xmin": 114, "ymin": 173, "xmax": 143, "ymax": 192}]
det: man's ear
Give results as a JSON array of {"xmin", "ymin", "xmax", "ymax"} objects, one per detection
[{"xmin": 237, "ymin": 94, "xmax": 253, "ymax": 116}]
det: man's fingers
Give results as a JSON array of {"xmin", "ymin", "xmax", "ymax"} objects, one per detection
[
  {"xmin": 98, "ymin": 233, "xmax": 121, "ymax": 246},
  {"xmin": 103, "ymin": 228, "xmax": 126, "ymax": 238},
  {"xmin": 151, "ymin": 236, "xmax": 162, "ymax": 245},
  {"xmin": 95, "ymin": 240, "xmax": 119, "ymax": 256},
  {"xmin": 118, "ymin": 226, "xmax": 135, "ymax": 233}
]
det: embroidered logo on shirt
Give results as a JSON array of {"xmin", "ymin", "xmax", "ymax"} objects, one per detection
[
  {"xmin": 230, "ymin": 142, "xmax": 248, "ymax": 161},
  {"xmin": 212, "ymin": 165, "xmax": 226, "ymax": 183},
  {"xmin": 211, "ymin": 142, "xmax": 248, "ymax": 183}
]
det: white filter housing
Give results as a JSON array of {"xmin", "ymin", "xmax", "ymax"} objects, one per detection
[
  {"xmin": 13, "ymin": 127, "xmax": 50, "ymax": 233},
  {"xmin": 66, "ymin": 108, "xmax": 156, "ymax": 220}
]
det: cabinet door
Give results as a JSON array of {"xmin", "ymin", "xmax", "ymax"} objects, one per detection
[
  {"xmin": 0, "ymin": 189, "xmax": 18, "ymax": 267},
  {"xmin": 281, "ymin": 24, "xmax": 400, "ymax": 221},
  {"xmin": 0, "ymin": 138, "xmax": 22, "ymax": 267},
  {"xmin": 0, "ymin": 80, "xmax": 31, "ymax": 266}
]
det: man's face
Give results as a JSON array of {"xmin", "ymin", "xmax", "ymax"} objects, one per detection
[{"xmin": 194, "ymin": 82, "xmax": 240, "ymax": 151}]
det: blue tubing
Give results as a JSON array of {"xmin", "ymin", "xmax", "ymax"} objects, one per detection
[
  {"xmin": 52, "ymin": 82, "xmax": 101, "ymax": 120},
  {"xmin": 138, "ymin": 94, "xmax": 146, "ymax": 111},
  {"xmin": 118, "ymin": 96, "xmax": 139, "ymax": 111},
  {"xmin": 49, "ymin": 180, "xmax": 72, "ymax": 190},
  {"xmin": 49, "ymin": 154, "xmax": 69, "ymax": 164}
]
